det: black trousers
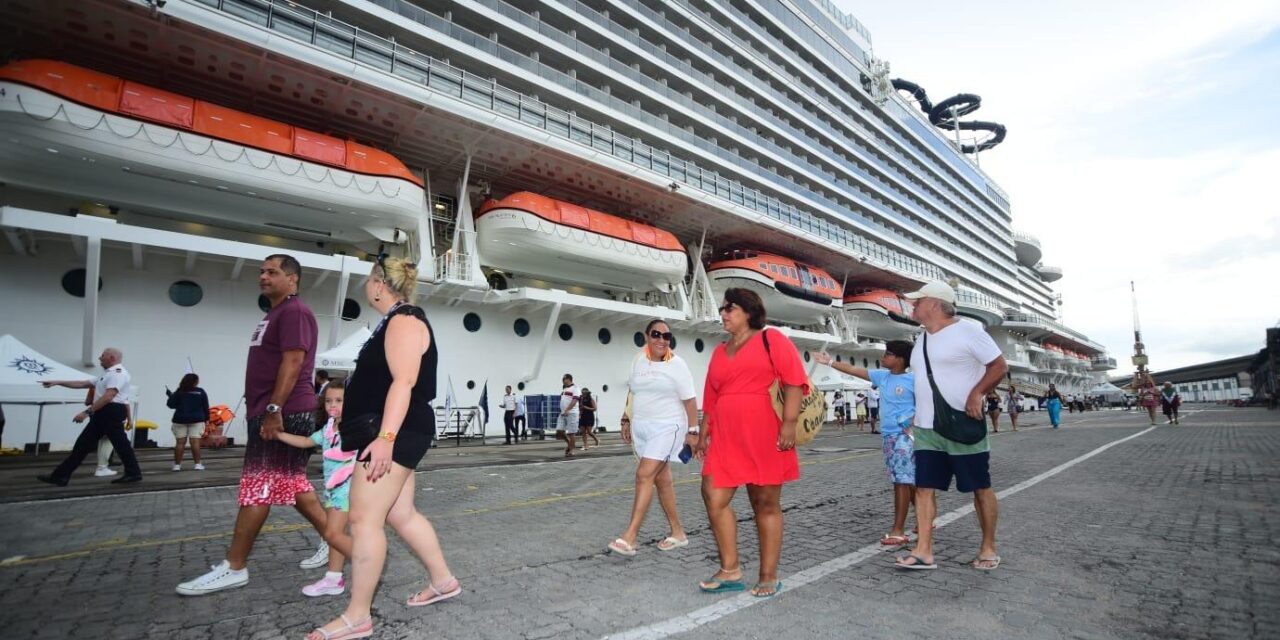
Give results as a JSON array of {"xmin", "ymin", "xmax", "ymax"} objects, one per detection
[
  {"xmin": 504, "ymin": 410, "xmax": 517, "ymax": 443},
  {"xmin": 51, "ymin": 404, "xmax": 141, "ymax": 480},
  {"xmin": 514, "ymin": 414, "xmax": 527, "ymax": 438}
]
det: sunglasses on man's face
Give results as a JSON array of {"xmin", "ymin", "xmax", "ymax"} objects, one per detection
[{"xmin": 648, "ymin": 330, "xmax": 674, "ymax": 341}]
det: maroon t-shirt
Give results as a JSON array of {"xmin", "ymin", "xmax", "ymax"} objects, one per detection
[{"xmin": 244, "ymin": 295, "xmax": 318, "ymax": 418}]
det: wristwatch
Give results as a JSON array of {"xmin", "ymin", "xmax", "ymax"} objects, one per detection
[
  {"xmin": 378, "ymin": 431, "xmax": 397, "ymax": 442},
  {"xmin": 266, "ymin": 403, "xmax": 281, "ymax": 414}
]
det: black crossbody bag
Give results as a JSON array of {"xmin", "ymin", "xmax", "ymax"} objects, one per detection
[{"xmin": 922, "ymin": 332, "xmax": 987, "ymax": 445}]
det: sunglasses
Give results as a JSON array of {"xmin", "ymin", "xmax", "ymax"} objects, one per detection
[
  {"xmin": 648, "ymin": 330, "xmax": 674, "ymax": 341},
  {"xmin": 718, "ymin": 303, "xmax": 736, "ymax": 314}
]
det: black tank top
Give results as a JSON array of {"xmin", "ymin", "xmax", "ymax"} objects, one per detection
[{"xmin": 343, "ymin": 304, "xmax": 437, "ymax": 434}]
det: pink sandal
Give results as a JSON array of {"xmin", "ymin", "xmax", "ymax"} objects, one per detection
[
  {"xmin": 305, "ymin": 614, "xmax": 371, "ymax": 640},
  {"xmin": 406, "ymin": 576, "xmax": 462, "ymax": 607}
]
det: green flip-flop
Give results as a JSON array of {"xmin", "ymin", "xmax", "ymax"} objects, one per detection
[
  {"xmin": 699, "ymin": 571, "xmax": 746, "ymax": 593},
  {"xmin": 750, "ymin": 581, "xmax": 783, "ymax": 598}
]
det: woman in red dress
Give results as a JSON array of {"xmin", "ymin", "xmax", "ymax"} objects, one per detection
[{"xmin": 694, "ymin": 288, "xmax": 806, "ymax": 598}]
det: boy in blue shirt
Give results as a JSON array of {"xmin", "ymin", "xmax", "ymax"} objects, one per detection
[{"xmin": 814, "ymin": 340, "xmax": 918, "ymax": 546}]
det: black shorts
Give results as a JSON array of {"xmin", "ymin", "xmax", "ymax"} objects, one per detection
[
  {"xmin": 915, "ymin": 449, "xmax": 991, "ymax": 493},
  {"xmin": 869, "ymin": 407, "xmax": 880, "ymax": 419}
]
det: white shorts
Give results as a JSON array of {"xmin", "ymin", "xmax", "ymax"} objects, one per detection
[
  {"xmin": 632, "ymin": 421, "xmax": 686, "ymax": 462},
  {"xmin": 556, "ymin": 413, "xmax": 579, "ymax": 432},
  {"xmin": 172, "ymin": 422, "xmax": 206, "ymax": 439}
]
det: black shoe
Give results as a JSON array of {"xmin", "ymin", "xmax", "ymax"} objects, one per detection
[
  {"xmin": 111, "ymin": 475, "xmax": 143, "ymax": 484},
  {"xmin": 37, "ymin": 474, "xmax": 68, "ymax": 487}
]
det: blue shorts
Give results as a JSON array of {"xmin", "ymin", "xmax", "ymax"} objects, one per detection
[
  {"xmin": 881, "ymin": 432, "xmax": 915, "ymax": 485},
  {"xmin": 915, "ymin": 449, "xmax": 991, "ymax": 493}
]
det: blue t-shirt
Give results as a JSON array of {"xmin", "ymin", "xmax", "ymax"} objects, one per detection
[{"xmin": 867, "ymin": 369, "xmax": 915, "ymax": 436}]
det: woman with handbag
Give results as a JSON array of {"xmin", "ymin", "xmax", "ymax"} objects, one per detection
[
  {"xmin": 608, "ymin": 319, "xmax": 697, "ymax": 557},
  {"xmin": 307, "ymin": 256, "xmax": 459, "ymax": 640},
  {"xmin": 695, "ymin": 288, "xmax": 806, "ymax": 598}
]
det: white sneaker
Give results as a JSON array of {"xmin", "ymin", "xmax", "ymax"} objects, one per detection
[
  {"xmin": 299, "ymin": 541, "xmax": 330, "ymax": 569},
  {"xmin": 172, "ymin": 464, "xmax": 182, "ymax": 472},
  {"xmin": 94, "ymin": 467, "xmax": 117, "ymax": 477},
  {"xmin": 176, "ymin": 561, "xmax": 248, "ymax": 596},
  {"xmin": 301, "ymin": 573, "xmax": 346, "ymax": 597},
  {"xmin": 194, "ymin": 463, "xmax": 206, "ymax": 470}
]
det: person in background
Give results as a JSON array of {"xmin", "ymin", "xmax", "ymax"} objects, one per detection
[
  {"xmin": 514, "ymin": 393, "xmax": 528, "ymax": 440},
  {"xmin": 854, "ymin": 392, "xmax": 868, "ymax": 431},
  {"xmin": 502, "ymin": 385, "xmax": 518, "ymax": 445},
  {"xmin": 37, "ymin": 348, "xmax": 143, "ymax": 486},
  {"xmin": 696, "ymin": 288, "xmax": 805, "ymax": 598},
  {"xmin": 867, "ymin": 387, "xmax": 881, "ymax": 434},
  {"xmin": 557, "ymin": 373, "xmax": 580, "ymax": 457},
  {"xmin": 1161, "ymin": 382, "xmax": 1181, "ymax": 425},
  {"xmin": 985, "ymin": 391, "xmax": 1002, "ymax": 434},
  {"xmin": 167, "ymin": 373, "xmax": 211, "ymax": 471},
  {"xmin": 1045, "ymin": 384, "xmax": 1063, "ymax": 429},
  {"xmin": 833, "ymin": 391, "xmax": 845, "ymax": 429},
  {"xmin": 1006, "ymin": 387, "xmax": 1023, "ymax": 432},
  {"xmin": 314, "ymin": 369, "xmax": 331, "ymax": 396},
  {"xmin": 578, "ymin": 388, "xmax": 600, "ymax": 449},
  {"xmin": 609, "ymin": 319, "xmax": 696, "ymax": 556},
  {"xmin": 1136, "ymin": 374, "xmax": 1160, "ymax": 425}
]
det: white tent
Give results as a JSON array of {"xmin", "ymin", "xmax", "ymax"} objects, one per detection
[
  {"xmin": 315, "ymin": 327, "xmax": 372, "ymax": 372},
  {"xmin": 1088, "ymin": 382, "xmax": 1128, "ymax": 403},
  {"xmin": 0, "ymin": 334, "xmax": 93, "ymax": 402},
  {"xmin": 814, "ymin": 372, "xmax": 872, "ymax": 392}
]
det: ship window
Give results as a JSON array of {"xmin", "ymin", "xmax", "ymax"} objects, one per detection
[
  {"xmin": 695, "ymin": 338, "xmax": 705, "ymax": 353},
  {"xmin": 558, "ymin": 323, "xmax": 573, "ymax": 341},
  {"xmin": 602, "ymin": 385, "xmax": 609, "ymax": 393},
  {"xmin": 168, "ymin": 280, "xmax": 203, "ymax": 307},
  {"xmin": 257, "ymin": 294, "xmax": 271, "ymax": 313},
  {"xmin": 341, "ymin": 298, "xmax": 361, "ymax": 321},
  {"xmin": 514, "ymin": 318, "xmax": 531, "ymax": 337},
  {"xmin": 863, "ymin": 359, "xmax": 870, "ymax": 368},
  {"xmin": 803, "ymin": 351, "xmax": 811, "ymax": 363},
  {"xmin": 769, "ymin": 265, "xmax": 778, "ymax": 274},
  {"xmin": 466, "ymin": 380, "xmax": 475, "ymax": 390},
  {"xmin": 759, "ymin": 262, "xmax": 768, "ymax": 270},
  {"xmin": 875, "ymin": 360, "xmax": 881, "ymax": 368},
  {"xmin": 463, "ymin": 312, "xmax": 482, "ymax": 332},
  {"xmin": 634, "ymin": 331, "xmax": 645, "ymax": 347},
  {"xmin": 598, "ymin": 328, "xmax": 612, "ymax": 345},
  {"xmin": 60, "ymin": 269, "xmax": 103, "ymax": 298}
]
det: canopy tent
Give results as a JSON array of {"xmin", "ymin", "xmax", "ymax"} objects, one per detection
[
  {"xmin": 1088, "ymin": 382, "xmax": 1129, "ymax": 402},
  {"xmin": 0, "ymin": 334, "xmax": 93, "ymax": 402},
  {"xmin": 315, "ymin": 327, "xmax": 372, "ymax": 372},
  {"xmin": 814, "ymin": 372, "xmax": 873, "ymax": 392}
]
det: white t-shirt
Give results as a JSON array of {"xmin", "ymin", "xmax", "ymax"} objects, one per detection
[
  {"xmin": 867, "ymin": 389, "xmax": 880, "ymax": 408},
  {"xmin": 502, "ymin": 393, "xmax": 516, "ymax": 411},
  {"xmin": 514, "ymin": 396, "xmax": 526, "ymax": 417},
  {"xmin": 559, "ymin": 384, "xmax": 580, "ymax": 413},
  {"xmin": 910, "ymin": 321, "xmax": 1002, "ymax": 430},
  {"xmin": 96, "ymin": 365, "xmax": 131, "ymax": 405},
  {"xmin": 628, "ymin": 353, "xmax": 696, "ymax": 426}
]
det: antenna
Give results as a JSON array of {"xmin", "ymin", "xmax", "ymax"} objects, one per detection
[{"xmin": 1130, "ymin": 280, "xmax": 1149, "ymax": 378}]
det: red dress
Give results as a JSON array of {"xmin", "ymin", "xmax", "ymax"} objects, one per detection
[{"xmin": 702, "ymin": 329, "xmax": 808, "ymax": 488}]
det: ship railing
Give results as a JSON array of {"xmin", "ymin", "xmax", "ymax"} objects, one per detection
[
  {"xmin": 434, "ymin": 252, "xmax": 471, "ymax": 283},
  {"xmin": 194, "ymin": 0, "xmax": 952, "ymax": 283}
]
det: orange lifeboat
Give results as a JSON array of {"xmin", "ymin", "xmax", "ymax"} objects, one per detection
[
  {"xmin": 708, "ymin": 249, "xmax": 842, "ymax": 325},
  {"xmin": 475, "ymin": 192, "xmax": 687, "ymax": 292},
  {"xmin": 842, "ymin": 288, "xmax": 918, "ymax": 340},
  {"xmin": 0, "ymin": 59, "xmax": 423, "ymax": 244}
]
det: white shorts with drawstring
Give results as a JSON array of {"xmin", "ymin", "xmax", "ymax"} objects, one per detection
[{"xmin": 632, "ymin": 421, "xmax": 686, "ymax": 462}]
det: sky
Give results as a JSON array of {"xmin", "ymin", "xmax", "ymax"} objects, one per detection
[{"xmin": 835, "ymin": 0, "xmax": 1280, "ymax": 372}]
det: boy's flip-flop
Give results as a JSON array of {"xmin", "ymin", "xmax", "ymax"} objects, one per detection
[
  {"xmin": 893, "ymin": 554, "xmax": 937, "ymax": 570},
  {"xmin": 656, "ymin": 536, "xmax": 689, "ymax": 551},
  {"xmin": 971, "ymin": 556, "xmax": 1002, "ymax": 571}
]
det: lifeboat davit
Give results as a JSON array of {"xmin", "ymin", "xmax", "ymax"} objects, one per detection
[
  {"xmin": 0, "ymin": 60, "xmax": 424, "ymax": 244},
  {"xmin": 708, "ymin": 250, "xmax": 842, "ymax": 325},
  {"xmin": 475, "ymin": 192, "xmax": 687, "ymax": 292},
  {"xmin": 842, "ymin": 288, "xmax": 918, "ymax": 340}
]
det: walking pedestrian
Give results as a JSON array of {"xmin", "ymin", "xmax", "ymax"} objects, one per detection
[
  {"xmin": 502, "ymin": 385, "xmax": 518, "ymax": 444},
  {"xmin": 814, "ymin": 340, "xmax": 922, "ymax": 548},
  {"xmin": 166, "ymin": 373, "xmax": 211, "ymax": 471},
  {"xmin": 695, "ymin": 288, "xmax": 806, "ymax": 598},
  {"xmin": 1045, "ymin": 384, "xmax": 1063, "ymax": 428},
  {"xmin": 307, "ymin": 255, "xmax": 460, "ymax": 639},
  {"xmin": 986, "ymin": 391, "xmax": 1001, "ymax": 433},
  {"xmin": 514, "ymin": 393, "xmax": 528, "ymax": 440},
  {"xmin": 894, "ymin": 280, "xmax": 1007, "ymax": 572},
  {"xmin": 557, "ymin": 374, "xmax": 580, "ymax": 457},
  {"xmin": 578, "ymin": 388, "xmax": 600, "ymax": 449},
  {"xmin": 1136, "ymin": 374, "xmax": 1160, "ymax": 425},
  {"xmin": 609, "ymin": 319, "xmax": 696, "ymax": 557},
  {"xmin": 176, "ymin": 255, "xmax": 329, "ymax": 596},
  {"xmin": 1066, "ymin": 392, "xmax": 1076, "ymax": 413},
  {"xmin": 274, "ymin": 380, "xmax": 355, "ymax": 597},
  {"xmin": 1007, "ymin": 387, "xmax": 1022, "ymax": 432},
  {"xmin": 1161, "ymin": 382, "xmax": 1181, "ymax": 424},
  {"xmin": 833, "ymin": 390, "xmax": 845, "ymax": 428},
  {"xmin": 37, "ymin": 348, "xmax": 143, "ymax": 486},
  {"xmin": 854, "ymin": 392, "xmax": 868, "ymax": 431},
  {"xmin": 867, "ymin": 387, "xmax": 881, "ymax": 434}
]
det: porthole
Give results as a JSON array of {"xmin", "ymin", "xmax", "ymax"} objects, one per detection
[
  {"xmin": 168, "ymin": 280, "xmax": 203, "ymax": 307},
  {"xmin": 836, "ymin": 355, "xmax": 842, "ymax": 363},
  {"xmin": 863, "ymin": 358, "xmax": 870, "ymax": 368},
  {"xmin": 598, "ymin": 328, "xmax": 611, "ymax": 345},
  {"xmin": 602, "ymin": 384, "xmax": 609, "ymax": 392},
  {"xmin": 875, "ymin": 359, "xmax": 881, "ymax": 368},
  {"xmin": 513, "ymin": 318, "xmax": 531, "ymax": 337},
  {"xmin": 517, "ymin": 382, "xmax": 526, "ymax": 391},
  {"xmin": 558, "ymin": 323, "xmax": 573, "ymax": 341},
  {"xmin": 463, "ymin": 312, "xmax": 482, "ymax": 332},
  {"xmin": 695, "ymin": 338, "xmax": 705, "ymax": 353},
  {"xmin": 60, "ymin": 269, "xmax": 102, "ymax": 298},
  {"xmin": 466, "ymin": 380, "xmax": 475, "ymax": 390},
  {"xmin": 803, "ymin": 351, "xmax": 811, "ymax": 363},
  {"xmin": 633, "ymin": 331, "xmax": 645, "ymax": 347},
  {"xmin": 257, "ymin": 294, "xmax": 271, "ymax": 313},
  {"xmin": 341, "ymin": 298, "xmax": 361, "ymax": 321}
]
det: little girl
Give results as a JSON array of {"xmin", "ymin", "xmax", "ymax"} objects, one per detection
[{"xmin": 276, "ymin": 380, "xmax": 356, "ymax": 597}]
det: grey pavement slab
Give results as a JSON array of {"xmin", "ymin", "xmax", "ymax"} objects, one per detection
[{"xmin": 0, "ymin": 406, "xmax": 1274, "ymax": 639}]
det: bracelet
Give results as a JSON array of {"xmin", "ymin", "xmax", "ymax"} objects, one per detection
[{"xmin": 378, "ymin": 431, "xmax": 397, "ymax": 442}]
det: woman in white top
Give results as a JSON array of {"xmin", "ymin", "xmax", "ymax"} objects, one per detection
[{"xmin": 607, "ymin": 319, "xmax": 698, "ymax": 556}]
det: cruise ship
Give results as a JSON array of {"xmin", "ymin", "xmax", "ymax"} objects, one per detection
[{"xmin": 0, "ymin": 0, "xmax": 1115, "ymax": 449}]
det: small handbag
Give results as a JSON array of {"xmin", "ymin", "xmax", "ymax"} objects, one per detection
[
  {"xmin": 761, "ymin": 329, "xmax": 827, "ymax": 446},
  {"xmin": 921, "ymin": 332, "xmax": 987, "ymax": 445},
  {"xmin": 339, "ymin": 412, "xmax": 381, "ymax": 453}
]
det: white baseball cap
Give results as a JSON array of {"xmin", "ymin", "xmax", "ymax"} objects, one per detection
[{"xmin": 903, "ymin": 280, "xmax": 956, "ymax": 304}]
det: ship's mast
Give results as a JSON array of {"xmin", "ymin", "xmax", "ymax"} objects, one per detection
[{"xmin": 1130, "ymin": 280, "xmax": 1150, "ymax": 379}]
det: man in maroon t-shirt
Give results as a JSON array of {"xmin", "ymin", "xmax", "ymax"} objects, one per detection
[{"xmin": 177, "ymin": 254, "xmax": 337, "ymax": 596}]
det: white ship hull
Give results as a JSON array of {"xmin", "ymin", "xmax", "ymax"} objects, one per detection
[{"xmin": 843, "ymin": 304, "xmax": 918, "ymax": 341}]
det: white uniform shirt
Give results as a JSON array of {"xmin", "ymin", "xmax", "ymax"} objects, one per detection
[
  {"xmin": 96, "ymin": 365, "xmax": 131, "ymax": 405},
  {"xmin": 514, "ymin": 396, "xmax": 526, "ymax": 417},
  {"xmin": 502, "ymin": 393, "xmax": 516, "ymax": 411},
  {"xmin": 628, "ymin": 353, "xmax": 697, "ymax": 425},
  {"xmin": 867, "ymin": 389, "xmax": 880, "ymax": 409},
  {"xmin": 910, "ymin": 321, "xmax": 1002, "ymax": 430}
]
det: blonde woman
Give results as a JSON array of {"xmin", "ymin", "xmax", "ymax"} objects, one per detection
[
  {"xmin": 609, "ymin": 319, "xmax": 696, "ymax": 556},
  {"xmin": 307, "ymin": 256, "xmax": 459, "ymax": 640}
]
